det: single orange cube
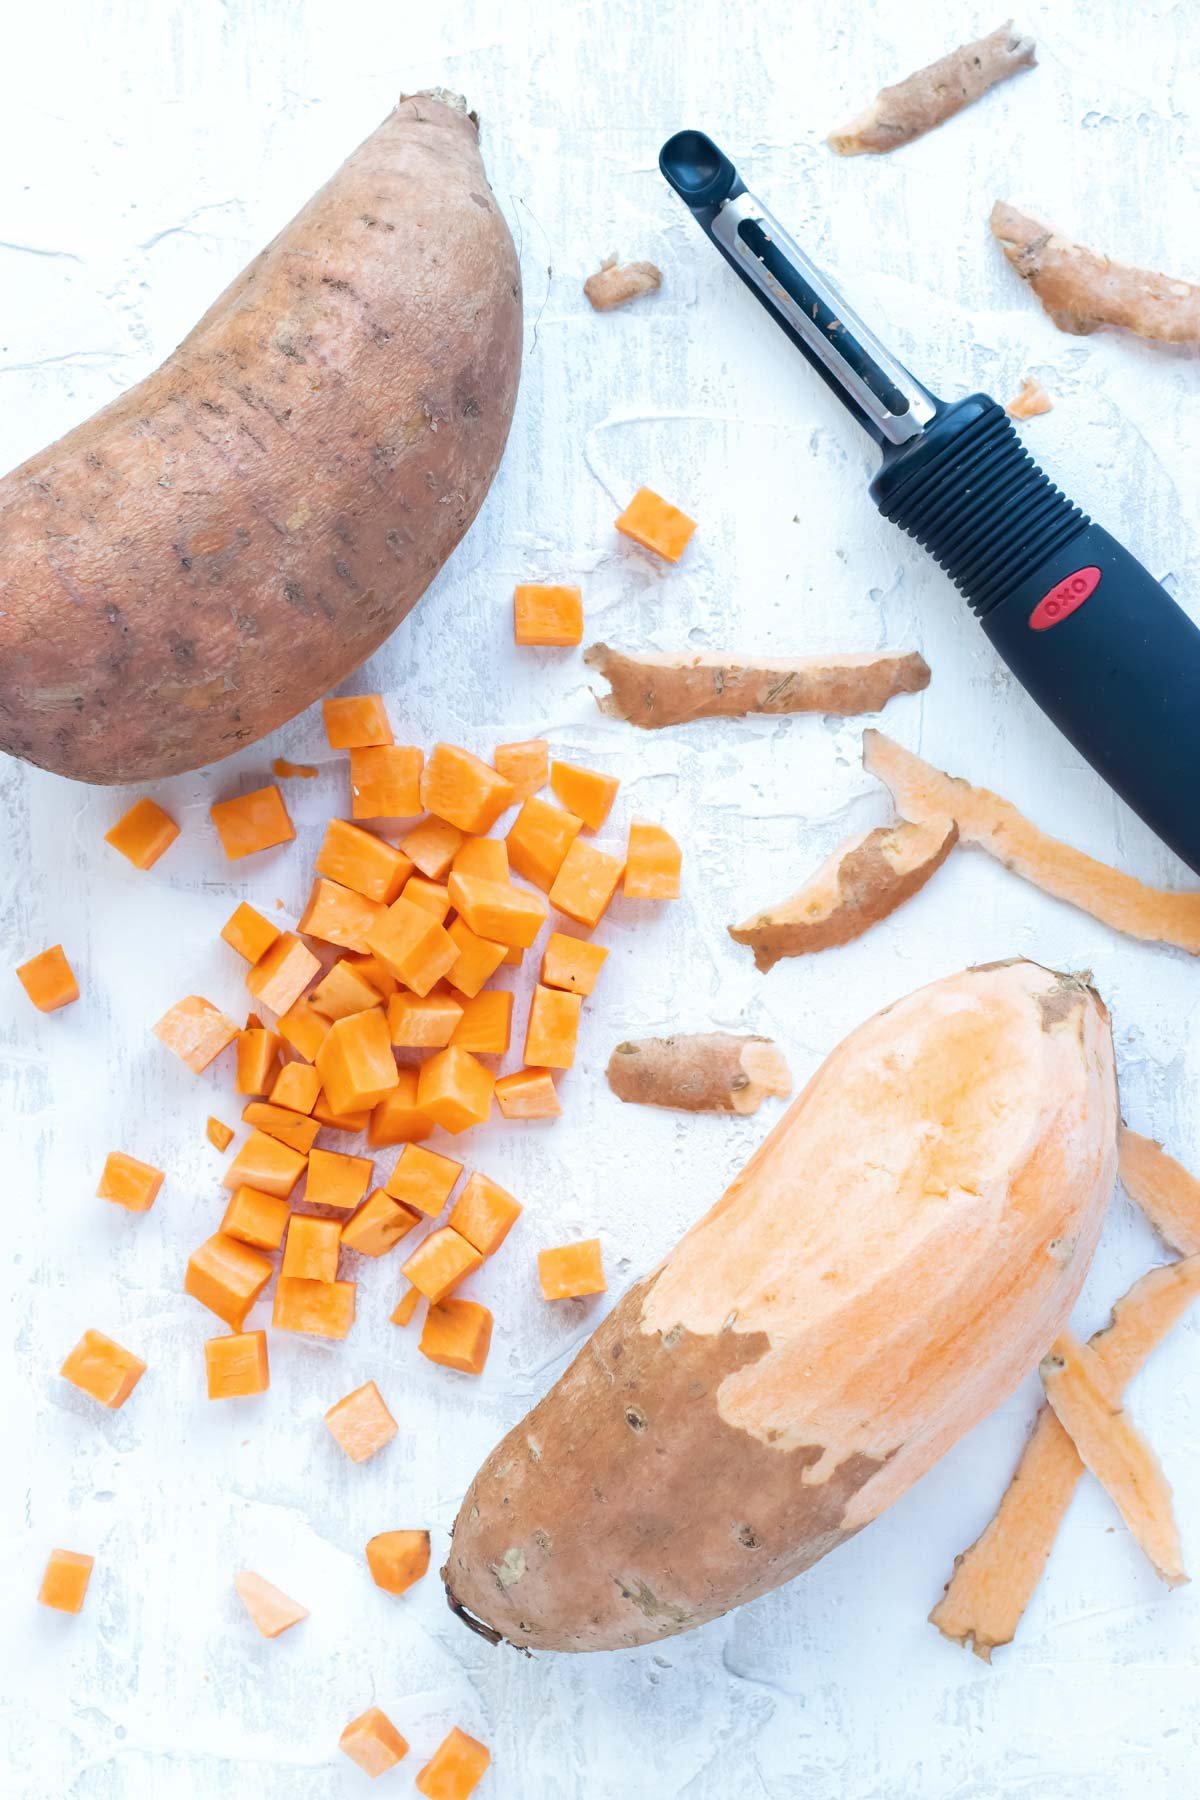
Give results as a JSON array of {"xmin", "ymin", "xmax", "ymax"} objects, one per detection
[
  {"xmin": 38, "ymin": 1549, "xmax": 94, "ymax": 1614},
  {"xmin": 104, "ymin": 796, "xmax": 179, "ymax": 869},
  {"xmin": 207, "ymin": 1116, "xmax": 234, "ymax": 1152},
  {"xmin": 416, "ymin": 1727, "xmax": 492, "ymax": 1799},
  {"xmin": 385, "ymin": 1143, "xmax": 463, "ymax": 1216},
  {"xmin": 369, "ymin": 1069, "xmax": 435, "ymax": 1147},
  {"xmin": 417, "ymin": 1047, "xmax": 495, "ymax": 1136},
  {"xmin": 615, "ymin": 485, "xmax": 697, "ymax": 562},
  {"xmin": 210, "ymin": 784, "xmax": 295, "ymax": 859},
  {"xmin": 221, "ymin": 902, "xmax": 280, "ymax": 964},
  {"xmin": 341, "ymin": 1189, "xmax": 421, "ymax": 1257},
  {"xmin": 234, "ymin": 1570, "xmax": 308, "ymax": 1637},
  {"xmin": 402, "ymin": 1227, "xmax": 483, "ymax": 1304},
  {"xmin": 323, "ymin": 693, "xmax": 393, "ymax": 749},
  {"xmin": 281, "ymin": 1213, "xmax": 342, "ymax": 1282},
  {"xmin": 342, "ymin": 950, "xmax": 400, "ymax": 999},
  {"xmin": 443, "ymin": 918, "xmax": 505, "ymax": 999},
  {"xmin": 366, "ymin": 895, "xmax": 458, "ymax": 996},
  {"xmin": 324, "ymin": 1379, "xmax": 398, "ymax": 1463},
  {"xmin": 236, "ymin": 1025, "xmax": 283, "ymax": 1095},
  {"xmin": 549, "ymin": 760, "xmax": 619, "ymax": 830},
  {"xmin": 421, "ymin": 743, "xmax": 514, "ymax": 834},
  {"xmin": 451, "ymin": 835, "xmax": 509, "ymax": 881},
  {"xmin": 305, "ymin": 1146, "xmax": 373, "ymax": 1212},
  {"xmin": 222, "ymin": 1129, "xmax": 308, "ymax": 1199},
  {"xmin": 449, "ymin": 990, "xmax": 512, "ymax": 1056},
  {"xmin": 246, "ymin": 933, "xmax": 321, "ymax": 1015},
  {"xmin": 270, "ymin": 1061, "xmax": 321, "ymax": 1114},
  {"xmin": 220, "ymin": 1184, "xmax": 290, "ymax": 1250},
  {"xmin": 316, "ymin": 818, "xmax": 412, "ymax": 903},
  {"xmin": 538, "ymin": 1238, "xmax": 606, "ymax": 1300},
  {"xmin": 495, "ymin": 1068, "xmax": 563, "ymax": 1120},
  {"xmin": 525, "ymin": 984, "xmax": 583, "ymax": 1070},
  {"xmin": 366, "ymin": 1529, "xmax": 430, "ymax": 1595},
  {"xmin": 17, "ymin": 944, "xmax": 80, "ymax": 1013},
  {"xmin": 447, "ymin": 872, "xmax": 547, "ymax": 949},
  {"xmin": 513, "ymin": 582, "xmax": 584, "ymax": 647},
  {"xmin": 272, "ymin": 1275, "xmax": 356, "ymax": 1338},
  {"xmin": 153, "ymin": 994, "xmax": 238, "ymax": 1072},
  {"xmin": 493, "ymin": 738, "xmax": 548, "ymax": 801},
  {"xmin": 387, "ymin": 990, "xmax": 463, "ymax": 1049},
  {"xmin": 390, "ymin": 1287, "xmax": 421, "ymax": 1328},
  {"xmin": 625, "ymin": 816, "xmax": 682, "ymax": 898},
  {"xmin": 186, "ymin": 1233, "xmax": 274, "ymax": 1328},
  {"xmin": 548, "ymin": 838, "xmax": 624, "ymax": 928},
  {"xmin": 205, "ymin": 1330, "xmax": 270, "ymax": 1399},
  {"xmin": 350, "ymin": 744, "xmax": 424, "ymax": 819},
  {"xmin": 310, "ymin": 959, "xmax": 383, "ymax": 1021},
  {"xmin": 419, "ymin": 1301, "xmax": 494, "ymax": 1377},
  {"xmin": 275, "ymin": 996, "xmax": 332, "ymax": 1063},
  {"xmin": 540, "ymin": 932, "xmax": 608, "ymax": 996},
  {"xmin": 448, "ymin": 1172, "xmax": 522, "ymax": 1257},
  {"xmin": 401, "ymin": 815, "xmax": 465, "ymax": 879},
  {"xmin": 60, "ymin": 1329, "xmax": 146, "ymax": 1409},
  {"xmin": 315, "ymin": 1006, "xmax": 398, "ymax": 1114},
  {"xmin": 506, "ymin": 796, "xmax": 583, "ymax": 891},
  {"xmin": 298, "ymin": 877, "xmax": 384, "ymax": 954},
  {"xmin": 97, "ymin": 1150, "xmax": 164, "ymax": 1213},
  {"xmin": 340, "ymin": 1707, "xmax": 409, "ymax": 1778},
  {"xmin": 404, "ymin": 876, "xmax": 452, "ymax": 923}
]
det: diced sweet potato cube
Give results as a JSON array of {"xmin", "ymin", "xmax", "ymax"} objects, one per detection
[
  {"xmin": 493, "ymin": 739, "xmax": 548, "ymax": 801},
  {"xmin": 385, "ymin": 1144, "xmax": 463, "ymax": 1216},
  {"xmin": 186, "ymin": 1233, "xmax": 273, "ymax": 1328},
  {"xmin": 448, "ymin": 1172, "xmax": 522, "ymax": 1257},
  {"xmin": 236, "ymin": 1025, "xmax": 283, "ymax": 1095},
  {"xmin": 538, "ymin": 1237, "xmax": 606, "ymax": 1299},
  {"xmin": 350, "ymin": 744, "xmax": 424, "ymax": 819},
  {"xmin": 220, "ymin": 1184, "xmax": 290, "ymax": 1250},
  {"xmin": 325, "ymin": 1379, "xmax": 398, "ymax": 1463},
  {"xmin": 314, "ymin": 1006, "xmax": 398, "ymax": 1114},
  {"xmin": 417, "ymin": 1047, "xmax": 495, "ymax": 1135},
  {"xmin": 540, "ymin": 932, "xmax": 607, "ymax": 996},
  {"xmin": 272, "ymin": 1275, "xmax": 356, "ymax": 1338},
  {"xmin": 343, "ymin": 950, "xmax": 399, "ymax": 998},
  {"xmin": 449, "ymin": 990, "xmax": 513, "ymax": 1056},
  {"xmin": 38, "ymin": 1548, "xmax": 94, "ymax": 1613},
  {"xmin": 451, "ymin": 835, "xmax": 509, "ymax": 881},
  {"xmin": 205, "ymin": 1330, "xmax": 270, "ymax": 1399},
  {"xmin": 391, "ymin": 1287, "xmax": 421, "ymax": 1328},
  {"xmin": 443, "ymin": 918, "xmax": 505, "ymax": 998},
  {"xmin": 298, "ymin": 877, "xmax": 384, "ymax": 953},
  {"xmin": 310, "ymin": 959, "xmax": 382, "ymax": 1021},
  {"xmin": 550, "ymin": 760, "xmax": 619, "ymax": 830},
  {"xmin": 323, "ymin": 693, "xmax": 393, "ymax": 749},
  {"xmin": 366, "ymin": 895, "xmax": 459, "ymax": 996},
  {"xmin": 387, "ymin": 990, "xmax": 463, "ymax": 1049},
  {"xmin": 495, "ymin": 1068, "xmax": 563, "ymax": 1119},
  {"xmin": 241, "ymin": 1100, "xmax": 321, "ymax": 1154},
  {"xmin": 513, "ymin": 582, "xmax": 583, "ymax": 647},
  {"xmin": 421, "ymin": 743, "xmax": 514, "ymax": 834},
  {"xmin": 419, "ymin": 1300, "xmax": 494, "ymax": 1377},
  {"xmin": 615, "ymin": 485, "xmax": 696, "ymax": 562},
  {"xmin": 404, "ymin": 876, "xmax": 452, "ymax": 923},
  {"xmin": 60, "ymin": 1329, "xmax": 145, "ymax": 1409},
  {"xmin": 506, "ymin": 796, "xmax": 583, "ymax": 891},
  {"xmin": 369, "ymin": 1069, "xmax": 435, "ymax": 1147},
  {"xmin": 270, "ymin": 1062, "xmax": 321, "ymax": 1114},
  {"xmin": 221, "ymin": 902, "xmax": 280, "ymax": 963},
  {"xmin": 312, "ymin": 1095, "xmax": 372, "ymax": 1133},
  {"xmin": 305, "ymin": 1146, "xmax": 372, "ymax": 1212},
  {"xmin": 275, "ymin": 995, "xmax": 331, "ymax": 1062},
  {"xmin": 402, "ymin": 1227, "xmax": 483, "ymax": 1304},
  {"xmin": 340, "ymin": 1706, "xmax": 409, "ymax": 1777},
  {"xmin": 281, "ymin": 1213, "xmax": 342, "ymax": 1282},
  {"xmin": 246, "ymin": 933, "xmax": 321, "ymax": 1015},
  {"xmin": 341, "ymin": 1189, "xmax": 421, "ymax": 1257},
  {"xmin": 222, "ymin": 1130, "xmax": 307, "ymax": 1199},
  {"xmin": 154, "ymin": 995, "xmax": 238, "ymax": 1072},
  {"xmin": 548, "ymin": 838, "xmax": 624, "ymax": 928},
  {"xmin": 625, "ymin": 816, "xmax": 682, "ymax": 898},
  {"xmin": 416, "ymin": 1727, "xmax": 491, "ymax": 1800},
  {"xmin": 97, "ymin": 1150, "xmax": 163, "ymax": 1213},
  {"xmin": 315, "ymin": 818, "xmax": 411, "ymax": 903},
  {"xmin": 366, "ymin": 1529, "xmax": 430, "ymax": 1595},
  {"xmin": 17, "ymin": 944, "xmax": 80, "ymax": 1013},
  {"xmin": 401, "ymin": 815, "xmax": 465, "ymax": 879},
  {"xmin": 525, "ymin": 984, "xmax": 583, "ymax": 1069},
  {"xmin": 104, "ymin": 797, "xmax": 179, "ymax": 869},
  {"xmin": 207, "ymin": 1116, "xmax": 234, "ymax": 1152},
  {"xmin": 447, "ymin": 873, "xmax": 546, "ymax": 948},
  {"xmin": 234, "ymin": 1570, "xmax": 308, "ymax": 1637},
  {"xmin": 210, "ymin": 784, "xmax": 295, "ymax": 859}
]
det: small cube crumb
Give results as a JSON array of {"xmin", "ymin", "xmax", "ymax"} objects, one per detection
[
  {"xmin": 16, "ymin": 945, "xmax": 80, "ymax": 1013},
  {"xmin": 416, "ymin": 1727, "xmax": 491, "ymax": 1799},
  {"xmin": 324, "ymin": 1379, "xmax": 398, "ymax": 1464},
  {"xmin": 206, "ymin": 1116, "xmax": 235, "ymax": 1152},
  {"xmin": 60, "ymin": 1328, "xmax": 146, "ymax": 1409},
  {"xmin": 38, "ymin": 1549, "xmax": 94, "ymax": 1614},
  {"xmin": 538, "ymin": 1238, "xmax": 607, "ymax": 1300},
  {"xmin": 390, "ymin": 1286, "xmax": 421, "ymax": 1328},
  {"xmin": 340, "ymin": 1706, "xmax": 409, "ymax": 1778},
  {"xmin": 104, "ymin": 796, "xmax": 180, "ymax": 869},
  {"xmin": 205, "ymin": 1331, "xmax": 270, "ymax": 1399},
  {"xmin": 234, "ymin": 1570, "xmax": 308, "ymax": 1638},
  {"xmin": 97, "ymin": 1150, "xmax": 164, "ymax": 1213}
]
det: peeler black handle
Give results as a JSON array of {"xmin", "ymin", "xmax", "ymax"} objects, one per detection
[{"xmin": 871, "ymin": 396, "xmax": 1200, "ymax": 872}]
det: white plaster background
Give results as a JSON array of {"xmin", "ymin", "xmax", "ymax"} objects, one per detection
[{"xmin": 2, "ymin": 1, "xmax": 1199, "ymax": 1794}]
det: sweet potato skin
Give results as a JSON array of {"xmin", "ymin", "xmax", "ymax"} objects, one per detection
[{"xmin": 0, "ymin": 92, "xmax": 521, "ymax": 782}]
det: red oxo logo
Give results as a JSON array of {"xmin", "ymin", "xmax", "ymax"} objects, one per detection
[{"xmin": 1029, "ymin": 566, "xmax": 1101, "ymax": 631}]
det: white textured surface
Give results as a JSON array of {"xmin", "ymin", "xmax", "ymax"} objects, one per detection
[{"xmin": 3, "ymin": 2, "xmax": 1200, "ymax": 1795}]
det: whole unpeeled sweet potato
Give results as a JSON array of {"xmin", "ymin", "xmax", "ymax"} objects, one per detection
[
  {"xmin": 0, "ymin": 91, "xmax": 521, "ymax": 782},
  {"xmin": 444, "ymin": 960, "xmax": 1118, "ymax": 1651}
]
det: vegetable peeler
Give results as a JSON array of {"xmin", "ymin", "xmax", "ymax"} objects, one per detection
[{"xmin": 660, "ymin": 130, "xmax": 1200, "ymax": 876}]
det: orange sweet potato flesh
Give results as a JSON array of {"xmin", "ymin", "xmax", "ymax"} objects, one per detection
[
  {"xmin": 272, "ymin": 1275, "xmax": 356, "ymax": 1338},
  {"xmin": 448, "ymin": 1172, "xmax": 522, "ymax": 1256},
  {"xmin": 537, "ymin": 1238, "xmax": 607, "ymax": 1300},
  {"xmin": 104, "ymin": 797, "xmax": 179, "ymax": 869},
  {"xmin": 97, "ymin": 1150, "xmax": 164, "ymax": 1212},
  {"xmin": 1118, "ymin": 1130, "xmax": 1200, "ymax": 1255},
  {"xmin": 366, "ymin": 1529, "xmax": 431, "ymax": 1595},
  {"xmin": 494, "ymin": 1068, "xmax": 562, "ymax": 1119},
  {"xmin": 210, "ymin": 786, "xmax": 294, "ymax": 859},
  {"xmin": 234, "ymin": 1570, "xmax": 309, "ymax": 1638},
  {"xmin": 403, "ymin": 1226, "xmax": 484, "ymax": 1304},
  {"xmin": 340, "ymin": 1708, "xmax": 409, "ymax": 1777},
  {"xmin": 60, "ymin": 1329, "xmax": 146, "ymax": 1409},
  {"xmin": 0, "ymin": 94, "xmax": 521, "ymax": 783},
  {"xmin": 39, "ymin": 1549, "xmax": 95, "ymax": 1614},
  {"xmin": 415, "ymin": 1727, "xmax": 491, "ymax": 1798},
  {"xmin": 17, "ymin": 944, "xmax": 80, "ymax": 1012},
  {"xmin": 614, "ymin": 487, "xmax": 696, "ymax": 562},
  {"xmin": 205, "ymin": 1330, "xmax": 270, "ymax": 1398},
  {"xmin": 324, "ymin": 1380, "xmax": 398, "ymax": 1463},
  {"xmin": 420, "ymin": 1298, "xmax": 493, "ymax": 1375},
  {"xmin": 444, "ymin": 961, "xmax": 1118, "ymax": 1651}
]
